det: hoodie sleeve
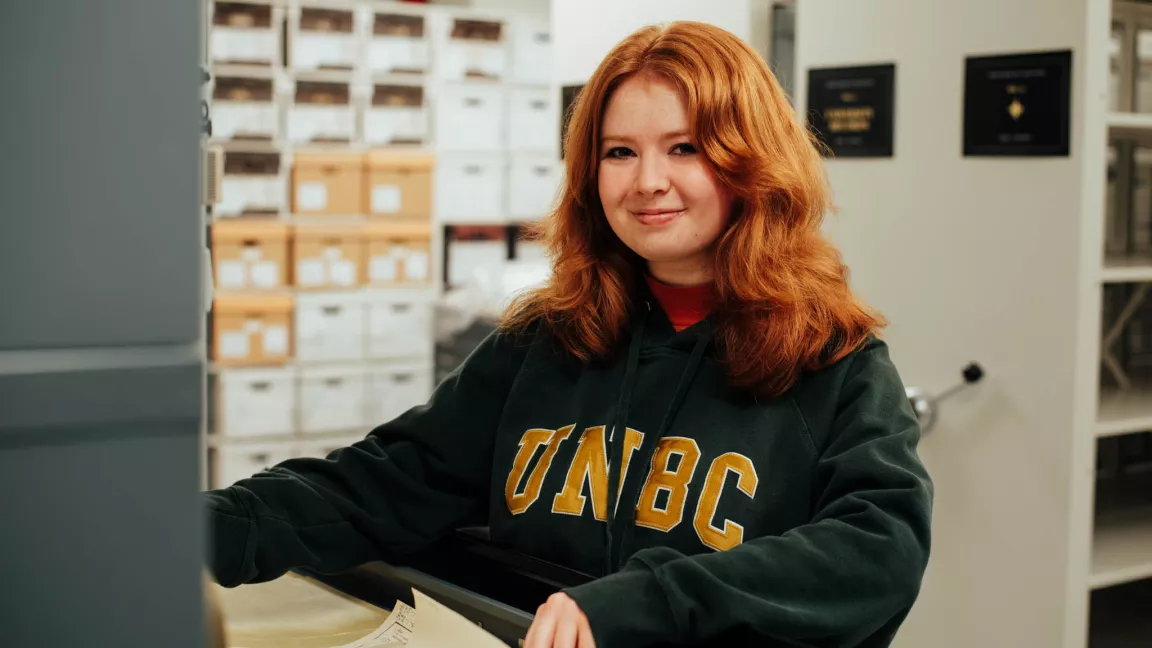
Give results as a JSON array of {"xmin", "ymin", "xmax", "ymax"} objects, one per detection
[
  {"xmin": 206, "ymin": 327, "xmax": 532, "ymax": 588},
  {"xmin": 564, "ymin": 340, "xmax": 933, "ymax": 648}
]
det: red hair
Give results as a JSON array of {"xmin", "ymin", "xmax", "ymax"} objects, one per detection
[{"xmin": 503, "ymin": 21, "xmax": 885, "ymax": 398}]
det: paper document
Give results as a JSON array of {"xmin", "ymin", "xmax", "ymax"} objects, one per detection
[
  {"xmin": 330, "ymin": 588, "xmax": 507, "ymax": 648},
  {"xmin": 331, "ymin": 600, "xmax": 415, "ymax": 648}
]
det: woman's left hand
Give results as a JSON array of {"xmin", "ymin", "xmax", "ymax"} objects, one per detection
[{"xmin": 523, "ymin": 592, "xmax": 596, "ymax": 648}]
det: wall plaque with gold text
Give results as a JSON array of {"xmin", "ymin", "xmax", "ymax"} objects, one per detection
[
  {"xmin": 963, "ymin": 50, "xmax": 1072, "ymax": 156},
  {"xmin": 806, "ymin": 64, "xmax": 895, "ymax": 158}
]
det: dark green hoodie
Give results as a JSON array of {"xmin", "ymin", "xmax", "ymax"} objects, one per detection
[{"xmin": 206, "ymin": 300, "xmax": 932, "ymax": 648}]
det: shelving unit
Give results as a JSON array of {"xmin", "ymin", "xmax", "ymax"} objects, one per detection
[
  {"xmin": 1091, "ymin": 508, "xmax": 1152, "ymax": 590},
  {"xmin": 1088, "ymin": 3, "xmax": 1152, "ymax": 646},
  {"xmin": 202, "ymin": 0, "xmax": 556, "ymax": 489}
]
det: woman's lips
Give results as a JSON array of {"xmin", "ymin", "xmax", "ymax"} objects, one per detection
[{"xmin": 633, "ymin": 209, "xmax": 685, "ymax": 225}]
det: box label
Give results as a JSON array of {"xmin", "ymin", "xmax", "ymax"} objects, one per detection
[
  {"xmin": 406, "ymin": 251, "xmax": 429, "ymax": 281},
  {"xmin": 220, "ymin": 332, "xmax": 250, "ymax": 358},
  {"xmin": 371, "ymin": 256, "xmax": 399, "ymax": 282},
  {"xmin": 218, "ymin": 260, "xmax": 247, "ymax": 289},
  {"xmin": 263, "ymin": 325, "xmax": 289, "ymax": 356},
  {"xmin": 372, "ymin": 185, "xmax": 403, "ymax": 214},
  {"xmin": 297, "ymin": 182, "xmax": 328, "ymax": 211},
  {"xmin": 298, "ymin": 259, "xmax": 326, "ymax": 286},
  {"xmin": 330, "ymin": 259, "xmax": 357, "ymax": 286},
  {"xmin": 250, "ymin": 261, "xmax": 280, "ymax": 288}
]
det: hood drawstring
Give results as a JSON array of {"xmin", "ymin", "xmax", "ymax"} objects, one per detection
[
  {"xmin": 602, "ymin": 306, "xmax": 648, "ymax": 576},
  {"xmin": 603, "ymin": 310, "xmax": 713, "ymax": 573}
]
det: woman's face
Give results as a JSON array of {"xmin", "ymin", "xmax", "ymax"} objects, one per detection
[{"xmin": 598, "ymin": 74, "xmax": 733, "ymax": 285}]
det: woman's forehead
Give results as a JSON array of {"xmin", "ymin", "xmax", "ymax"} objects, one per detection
[{"xmin": 601, "ymin": 75, "xmax": 690, "ymax": 139}]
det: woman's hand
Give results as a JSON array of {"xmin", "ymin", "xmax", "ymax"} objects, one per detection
[{"xmin": 523, "ymin": 592, "xmax": 596, "ymax": 648}]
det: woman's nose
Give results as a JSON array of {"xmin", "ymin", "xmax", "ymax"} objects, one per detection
[{"xmin": 635, "ymin": 154, "xmax": 671, "ymax": 195}]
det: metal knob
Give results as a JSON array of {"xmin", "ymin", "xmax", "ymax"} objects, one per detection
[{"xmin": 906, "ymin": 363, "xmax": 984, "ymax": 434}]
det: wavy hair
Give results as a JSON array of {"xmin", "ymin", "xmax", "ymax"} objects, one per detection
[{"xmin": 503, "ymin": 21, "xmax": 885, "ymax": 398}]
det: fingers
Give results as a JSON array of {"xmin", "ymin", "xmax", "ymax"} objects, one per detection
[
  {"xmin": 577, "ymin": 615, "xmax": 596, "ymax": 648},
  {"xmin": 525, "ymin": 599, "xmax": 557, "ymax": 648},
  {"xmin": 553, "ymin": 612, "xmax": 579, "ymax": 648},
  {"xmin": 524, "ymin": 593, "xmax": 595, "ymax": 648}
]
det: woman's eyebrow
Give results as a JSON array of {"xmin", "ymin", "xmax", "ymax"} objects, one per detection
[{"xmin": 600, "ymin": 130, "xmax": 691, "ymax": 142}]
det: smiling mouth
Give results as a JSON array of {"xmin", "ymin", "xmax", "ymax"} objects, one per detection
[{"xmin": 632, "ymin": 209, "xmax": 685, "ymax": 225}]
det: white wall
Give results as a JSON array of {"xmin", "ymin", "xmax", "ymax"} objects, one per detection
[
  {"xmin": 796, "ymin": 1, "xmax": 1101, "ymax": 647},
  {"xmin": 550, "ymin": 0, "xmax": 752, "ymax": 86},
  {"xmin": 748, "ymin": 0, "xmax": 775, "ymax": 62}
]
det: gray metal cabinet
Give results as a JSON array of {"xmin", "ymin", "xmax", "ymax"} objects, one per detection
[{"xmin": 0, "ymin": 1, "xmax": 206, "ymax": 646}]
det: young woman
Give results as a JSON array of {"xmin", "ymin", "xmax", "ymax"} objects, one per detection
[{"xmin": 206, "ymin": 21, "xmax": 932, "ymax": 648}]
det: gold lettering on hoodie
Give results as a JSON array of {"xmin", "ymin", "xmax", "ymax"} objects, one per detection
[
  {"xmin": 634, "ymin": 437, "xmax": 701, "ymax": 532},
  {"xmin": 510, "ymin": 425, "xmax": 760, "ymax": 553},
  {"xmin": 552, "ymin": 426, "xmax": 645, "ymax": 520},
  {"xmin": 693, "ymin": 453, "xmax": 759, "ymax": 551},
  {"xmin": 506, "ymin": 425, "xmax": 575, "ymax": 515}
]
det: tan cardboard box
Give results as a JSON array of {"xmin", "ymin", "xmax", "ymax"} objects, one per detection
[
  {"xmin": 363, "ymin": 220, "xmax": 433, "ymax": 286},
  {"xmin": 292, "ymin": 224, "xmax": 365, "ymax": 290},
  {"xmin": 210, "ymin": 219, "xmax": 290, "ymax": 291},
  {"xmin": 292, "ymin": 151, "xmax": 363, "ymax": 215},
  {"xmin": 364, "ymin": 151, "xmax": 435, "ymax": 219},
  {"xmin": 212, "ymin": 294, "xmax": 294, "ymax": 366}
]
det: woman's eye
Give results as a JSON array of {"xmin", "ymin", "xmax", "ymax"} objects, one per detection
[
  {"xmin": 671, "ymin": 143, "xmax": 697, "ymax": 155},
  {"xmin": 604, "ymin": 147, "xmax": 635, "ymax": 159}
]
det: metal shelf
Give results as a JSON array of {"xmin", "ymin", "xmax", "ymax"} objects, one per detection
[
  {"xmin": 1108, "ymin": 112, "xmax": 1152, "ymax": 143},
  {"xmin": 1097, "ymin": 381, "xmax": 1152, "ymax": 438},
  {"xmin": 1091, "ymin": 507, "xmax": 1152, "ymax": 590},
  {"xmin": 1102, "ymin": 257, "xmax": 1152, "ymax": 283}
]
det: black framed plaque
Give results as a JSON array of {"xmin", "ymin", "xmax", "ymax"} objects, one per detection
[
  {"xmin": 806, "ymin": 64, "xmax": 895, "ymax": 158},
  {"xmin": 963, "ymin": 50, "xmax": 1072, "ymax": 157},
  {"xmin": 560, "ymin": 84, "xmax": 584, "ymax": 159}
]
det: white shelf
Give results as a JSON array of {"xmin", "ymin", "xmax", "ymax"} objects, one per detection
[
  {"xmin": 1090, "ymin": 508, "xmax": 1152, "ymax": 590},
  {"xmin": 1108, "ymin": 112, "xmax": 1152, "ymax": 141},
  {"xmin": 211, "ymin": 63, "xmax": 280, "ymax": 80},
  {"xmin": 1108, "ymin": 112, "xmax": 1152, "ymax": 129},
  {"xmin": 1102, "ymin": 257, "xmax": 1152, "ymax": 283},
  {"xmin": 1097, "ymin": 382, "xmax": 1152, "ymax": 438}
]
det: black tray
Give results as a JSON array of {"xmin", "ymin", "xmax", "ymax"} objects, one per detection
[{"xmin": 296, "ymin": 528, "xmax": 594, "ymax": 646}]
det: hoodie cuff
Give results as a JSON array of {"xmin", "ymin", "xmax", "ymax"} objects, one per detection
[
  {"xmin": 205, "ymin": 489, "xmax": 254, "ymax": 588},
  {"xmin": 564, "ymin": 563, "xmax": 679, "ymax": 648}
]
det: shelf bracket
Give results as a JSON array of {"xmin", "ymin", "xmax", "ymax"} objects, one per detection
[{"xmin": 1102, "ymin": 282, "xmax": 1151, "ymax": 390}]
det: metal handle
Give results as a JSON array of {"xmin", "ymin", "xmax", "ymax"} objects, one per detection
[{"xmin": 905, "ymin": 363, "xmax": 984, "ymax": 434}]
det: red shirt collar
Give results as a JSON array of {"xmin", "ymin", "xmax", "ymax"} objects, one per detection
[{"xmin": 644, "ymin": 275, "xmax": 715, "ymax": 332}]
